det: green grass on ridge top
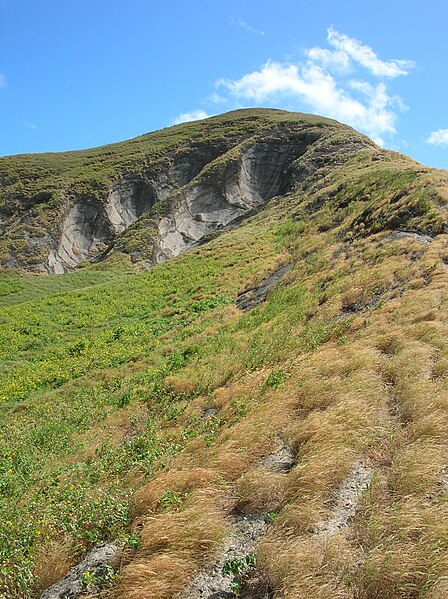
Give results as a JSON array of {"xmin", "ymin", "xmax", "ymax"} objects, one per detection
[{"xmin": 0, "ymin": 109, "xmax": 342, "ymax": 199}]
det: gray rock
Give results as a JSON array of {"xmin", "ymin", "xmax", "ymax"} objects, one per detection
[
  {"xmin": 106, "ymin": 177, "xmax": 158, "ymax": 234},
  {"xmin": 50, "ymin": 201, "xmax": 113, "ymax": 272},
  {"xmin": 43, "ymin": 130, "xmax": 321, "ymax": 272},
  {"xmin": 258, "ymin": 445, "xmax": 295, "ymax": 474},
  {"xmin": 202, "ymin": 407, "xmax": 220, "ymax": 419},
  {"xmin": 39, "ymin": 542, "xmax": 119, "ymax": 599},
  {"xmin": 236, "ymin": 264, "xmax": 293, "ymax": 312},
  {"xmin": 385, "ymin": 231, "xmax": 434, "ymax": 245},
  {"xmin": 153, "ymin": 138, "xmax": 302, "ymax": 264},
  {"xmin": 315, "ymin": 461, "xmax": 372, "ymax": 537},
  {"xmin": 176, "ymin": 516, "xmax": 268, "ymax": 599}
]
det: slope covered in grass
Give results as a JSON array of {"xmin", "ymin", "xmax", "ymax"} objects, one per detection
[
  {"xmin": 1, "ymin": 111, "xmax": 448, "ymax": 598},
  {"xmin": 0, "ymin": 109, "xmax": 335, "ymax": 272}
]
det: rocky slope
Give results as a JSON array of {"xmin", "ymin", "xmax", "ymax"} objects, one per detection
[
  {"xmin": 2, "ymin": 109, "xmax": 445, "ymax": 274},
  {"xmin": 3, "ymin": 110, "xmax": 448, "ymax": 599}
]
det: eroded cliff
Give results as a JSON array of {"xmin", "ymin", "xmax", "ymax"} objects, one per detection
[{"xmin": 0, "ymin": 109, "xmax": 446, "ymax": 274}]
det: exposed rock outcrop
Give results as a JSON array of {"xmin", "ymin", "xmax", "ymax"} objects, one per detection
[
  {"xmin": 49, "ymin": 200, "xmax": 114, "ymax": 273},
  {"xmin": 153, "ymin": 138, "xmax": 306, "ymax": 263},
  {"xmin": 38, "ymin": 130, "xmax": 323, "ymax": 272},
  {"xmin": 5, "ymin": 108, "xmax": 438, "ymax": 274},
  {"xmin": 40, "ymin": 542, "xmax": 120, "ymax": 599},
  {"xmin": 236, "ymin": 264, "xmax": 293, "ymax": 311}
]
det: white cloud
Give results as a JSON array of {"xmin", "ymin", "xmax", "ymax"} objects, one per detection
[
  {"xmin": 218, "ymin": 60, "xmax": 397, "ymax": 142},
  {"xmin": 231, "ymin": 18, "xmax": 265, "ymax": 36},
  {"xmin": 22, "ymin": 122, "xmax": 36, "ymax": 130},
  {"xmin": 306, "ymin": 47, "xmax": 350, "ymax": 72},
  {"xmin": 207, "ymin": 92, "xmax": 227, "ymax": 104},
  {"xmin": 172, "ymin": 110, "xmax": 211, "ymax": 125},
  {"xmin": 0, "ymin": 74, "xmax": 6, "ymax": 88},
  {"xmin": 427, "ymin": 129, "xmax": 448, "ymax": 145},
  {"xmin": 214, "ymin": 28, "xmax": 414, "ymax": 144},
  {"xmin": 325, "ymin": 27, "xmax": 415, "ymax": 77},
  {"xmin": 172, "ymin": 29, "xmax": 412, "ymax": 144}
]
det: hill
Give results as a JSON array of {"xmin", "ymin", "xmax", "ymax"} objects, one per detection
[
  {"xmin": 1, "ymin": 109, "xmax": 448, "ymax": 599},
  {"xmin": 1, "ymin": 108, "xmax": 445, "ymax": 274}
]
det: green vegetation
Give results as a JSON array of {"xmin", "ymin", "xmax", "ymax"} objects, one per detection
[
  {"xmin": 0, "ymin": 267, "xmax": 132, "ymax": 305},
  {"xmin": 81, "ymin": 565, "xmax": 117, "ymax": 592},
  {"xmin": 0, "ymin": 210, "xmax": 299, "ymax": 596},
  {"xmin": 1, "ymin": 110, "xmax": 448, "ymax": 599},
  {"xmin": 223, "ymin": 553, "xmax": 257, "ymax": 594}
]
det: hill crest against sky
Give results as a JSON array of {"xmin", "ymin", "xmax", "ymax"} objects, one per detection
[
  {"xmin": 1, "ymin": 108, "xmax": 446, "ymax": 276},
  {"xmin": 1, "ymin": 0, "xmax": 448, "ymax": 169}
]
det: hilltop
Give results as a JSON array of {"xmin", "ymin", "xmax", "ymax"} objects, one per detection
[
  {"xmin": 1, "ymin": 110, "xmax": 448, "ymax": 599},
  {"xmin": 1, "ymin": 108, "xmax": 446, "ymax": 274}
]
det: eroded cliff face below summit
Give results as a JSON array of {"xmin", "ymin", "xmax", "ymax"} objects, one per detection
[
  {"xmin": 0, "ymin": 111, "xmax": 381, "ymax": 273},
  {"xmin": 153, "ymin": 139, "xmax": 302, "ymax": 263},
  {"xmin": 45, "ymin": 131, "xmax": 320, "ymax": 273}
]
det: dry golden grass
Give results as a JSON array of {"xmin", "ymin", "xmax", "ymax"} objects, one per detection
[
  {"xmin": 355, "ymin": 494, "xmax": 448, "ymax": 598},
  {"xmin": 340, "ymin": 274, "xmax": 387, "ymax": 313},
  {"xmin": 424, "ymin": 579, "xmax": 448, "ymax": 599},
  {"xmin": 71, "ymin": 400, "xmax": 148, "ymax": 464},
  {"xmin": 207, "ymin": 393, "xmax": 296, "ymax": 481},
  {"xmin": 388, "ymin": 439, "xmax": 448, "ymax": 495},
  {"xmin": 116, "ymin": 554, "xmax": 197, "ymax": 599},
  {"xmin": 259, "ymin": 534, "xmax": 356, "ymax": 599},
  {"xmin": 431, "ymin": 355, "xmax": 448, "ymax": 380},
  {"xmin": 139, "ymin": 490, "xmax": 228, "ymax": 556},
  {"xmin": 32, "ymin": 538, "xmax": 75, "ymax": 594},
  {"xmin": 233, "ymin": 468, "xmax": 287, "ymax": 514},
  {"xmin": 132, "ymin": 467, "xmax": 218, "ymax": 519},
  {"xmin": 117, "ymin": 490, "xmax": 229, "ymax": 599},
  {"xmin": 164, "ymin": 374, "xmax": 198, "ymax": 396},
  {"xmin": 109, "ymin": 228, "xmax": 448, "ymax": 598}
]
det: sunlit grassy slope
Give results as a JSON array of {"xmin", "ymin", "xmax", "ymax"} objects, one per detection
[{"xmin": 2, "ymin": 111, "xmax": 448, "ymax": 598}]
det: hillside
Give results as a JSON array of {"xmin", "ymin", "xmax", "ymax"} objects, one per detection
[
  {"xmin": 2, "ymin": 108, "xmax": 445, "ymax": 275},
  {"xmin": 1, "ymin": 109, "xmax": 448, "ymax": 599}
]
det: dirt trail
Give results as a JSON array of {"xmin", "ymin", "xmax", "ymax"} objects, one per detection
[
  {"xmin": 236, "ymin": 264, "xmax": 293, "ymax": 312},
  {"xmin": 315, "ymin": 461, "xmax": 373, "ymax": 538},
  {"xmin": 176, "ymin": 442, "xmax": 295, "ymax": 599}
]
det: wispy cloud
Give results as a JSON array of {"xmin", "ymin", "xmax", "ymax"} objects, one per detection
[
  {"xmin": 0, "ymin": 74, "xmax": 6, "ymax": 88},
  {"xmin": 215, "ymin": 27, "xmax": 414, "ymax": 145},
  {"xmin": 426, "ymin": 129, "xmax": 448, "ymax": 146},
  {"xmin": 21, "ymin": 121, "xmax": 37, "ymax": 130},
  {"xmin": 306, "ymin": 47, "xmax": 350, "ymax": 73},
  {"xmin": 172, "ymin": 109, "xmax": 211, "ymax": 125},
  {"xmin": 322, "ymin": 27, "xmax": 415, "ymax": 77},
  {"xmin": 231, "ymin": 18, "xmax": 265, "ymax": 36},
  {"xmin": 207, "ymin": 92, "xmax": 227, "ymax": 104}
]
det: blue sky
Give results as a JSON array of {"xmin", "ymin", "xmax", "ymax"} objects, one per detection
[{"xmin": 1, "ymin": 0, "xmax": 448, "ymax": 168}]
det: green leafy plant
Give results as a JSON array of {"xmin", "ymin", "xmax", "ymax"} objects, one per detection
[
  {"xmin": 222, "ymin": 553, "xmax": 256, "ymax": 594},
  {"xmin": 263, "ymin": 369, "xmax": 286, "ymax": 389},
  {"xmin": 81, "ymin": 565, "xmax": 117, "ymax": 591},
  {"xmin": 157, "ymin": 489, "xmax": 187, "ymax": 512}
]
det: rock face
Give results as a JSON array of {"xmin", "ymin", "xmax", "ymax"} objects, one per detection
[
  {"xmin": 0, "ymin": 109, "xmax": 377, "ymax": 273},
  {"xmin": 49, "ymin": 200, "xmax": 114, "ymax": 273},
  {"xmin": 236, "ymin": 263, "xmax": 293, "ymax": 311},
  {"xmin": 106, "ymin": 177, "xmax": 158, "ymax": 233},
  {"xmin": 40, "ymin": 542, "xmax": 120, "ymax": 598},
  {"xmin": 153, "ymin": 139, "xmax": 302, "ymax": 263}
]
